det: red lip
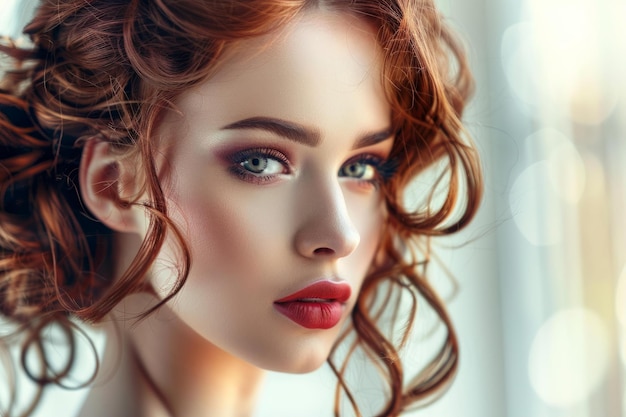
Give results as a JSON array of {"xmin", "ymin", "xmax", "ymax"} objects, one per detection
[{"xmin": 274, "ymin": 280, "xmax": 352, "ymax": 329}]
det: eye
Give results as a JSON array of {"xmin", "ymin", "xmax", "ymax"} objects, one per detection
[
  {"xmin": 240, "ymin": 155, "xmax": 284, "ymax": 175},
  {"xmin": 338, "ymin": 154, "xmax": 398, "ymax": 190},
  {"xmin": 339, "ymin": 160, "xmax": 377, "ymax": 180},
  {"xmin": 339, "ymin": 155, "xmax": 384, "ymax": 182},
  {"xmin": 227, "ymin": 148, "xmax": 290, "ymax": 184}
]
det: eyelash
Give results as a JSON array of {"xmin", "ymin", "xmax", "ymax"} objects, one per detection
[
  {"xmin": 226, "ymin": 147, "xmax": 397, "ymax": 187},
  {"xmin": 226, "ymin": 147, "xmax": 291, "ymax": 184},
  {"xmin": 339, "ymin": 154, "xmax": 395, "ymax": 189}
]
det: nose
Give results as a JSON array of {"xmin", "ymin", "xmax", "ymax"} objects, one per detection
[{"xmin": 294, "ymin": 177, "xmax": 360, "ymax": 259}]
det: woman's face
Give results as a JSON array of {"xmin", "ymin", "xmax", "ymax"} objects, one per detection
[{"xmin": 151, "ymin": 10, "xmax": 392, "ymax": 373}]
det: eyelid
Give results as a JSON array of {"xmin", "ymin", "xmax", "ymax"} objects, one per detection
[
  {"xmin": 342, "ymin": 153, "xmax": 383, "ymax": 165},
  {"xmin": 221, "ymin": 147, "xmax": 289, "ymax": 166},
  {"xmin": 340, "ymin": 153, "xmax": 398, "ymax": 182}
]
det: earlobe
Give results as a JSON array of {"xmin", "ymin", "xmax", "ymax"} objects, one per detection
[{"xmin": 79, "ymin": 139, "xmax": 144, "ymax": 234}]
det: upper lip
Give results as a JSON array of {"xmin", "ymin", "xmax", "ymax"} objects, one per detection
[{"xmin": 274, "ymin": 280, "xmax": 352, "ymax": 304}]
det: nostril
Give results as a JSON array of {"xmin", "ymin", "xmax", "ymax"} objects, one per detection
[{"xmin": 313, "ymin": 247, "xmax": 335, "ymax": 255}]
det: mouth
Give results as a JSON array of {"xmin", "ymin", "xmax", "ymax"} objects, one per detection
[{"xmin": 273, "ymin": 280, "xmax": 352, "ymax": 329}]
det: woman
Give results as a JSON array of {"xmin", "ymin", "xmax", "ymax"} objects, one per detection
[{"xmin": 0, "ymin": 0, "xmax": 481, "ymax": 416}]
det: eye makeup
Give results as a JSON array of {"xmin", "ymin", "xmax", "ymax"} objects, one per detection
[
  {"xmin": 214, "ymin": 138, "xmax": 396, "ymax": 188},
  {"xmin": 223, "ymin": 147, "xmax": 291, "ymax": 184},
  {"xmin": 339, "ymin": 154, "xmax": 398, "ymax": 190}
]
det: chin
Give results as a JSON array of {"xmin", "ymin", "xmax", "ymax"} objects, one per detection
[
  {"xmin": 252, "ymin": 346, "xmax": 333, "ymax": 374},
  {"xmin": 273, "ymin": 358, "xmax": 329, "ymax": 375}
]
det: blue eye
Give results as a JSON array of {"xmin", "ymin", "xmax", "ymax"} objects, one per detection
[
  {"xmin": 339, "ymin": 154, "xmax": 385, "ymax": 184},
  {"xmin": 240, "ymin": 155, "xmax": 284, "ymax": 175},
  {"xmin": 339, "ymin": 160, "xmax": 377, "ymax": 180},
  {"xmin": 227, "ymin": 148, "xmax": 290, "ymax": 183},
  {"xmin": 338, "ymin": 155, "xmax": 397, "ymax": 189}
]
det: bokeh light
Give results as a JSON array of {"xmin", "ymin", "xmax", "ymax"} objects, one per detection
[
  {"xmin": 616, "ymin": 266, "xmax": 626, "ymax": 333},
  {"xmin": 509, "ymin": 161, "xmax": 562, "ymax": 246},
  {"xmin": 509, "ymin": 128, "xmax": 586, "ymax": 245},
  {"xmin": 502, "ymin": 0, "xmax": 622, "ymax": 124},
  {"xmin": 546, "ymin": 135, "xmax": 586, "ymax": 205},
  {"xmin": 500, "ymin": 21, "xmax": 536, "ymax": 108},
  {"xmin": 528, "ymin": 308, "xmax": 610, "ymax": 408}
]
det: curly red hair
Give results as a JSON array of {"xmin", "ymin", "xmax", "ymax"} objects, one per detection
[{"xmin": 0, "ymin": 0, "xmax": 481, "ymax": 416}]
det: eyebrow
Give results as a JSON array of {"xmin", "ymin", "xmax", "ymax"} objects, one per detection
[{"xmin": 221, "ymin": 116, "xmax": 392, "ymax": 149}]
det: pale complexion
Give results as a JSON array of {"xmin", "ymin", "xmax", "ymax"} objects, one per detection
[{"xmin": 79, "ymin": 9, "xmax": 392, "ymax": 417}]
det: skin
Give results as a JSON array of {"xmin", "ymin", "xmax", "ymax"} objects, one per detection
[{"xmin": 79, "ymin": 9, "xmax": 392, "ymax": 417}]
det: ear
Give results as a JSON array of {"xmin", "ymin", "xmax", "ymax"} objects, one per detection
[{"xmin": 79, "ymin": 139, "xmax": 144, "ymax": 234}]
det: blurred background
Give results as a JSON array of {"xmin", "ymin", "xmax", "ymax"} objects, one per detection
[
  {"xmin": 429, "ymin": 0, "xmax": 625, "ymax": 416},
  {"xmin": 1, "ymin": 0, "xmax": 624, "ymax": 416}
]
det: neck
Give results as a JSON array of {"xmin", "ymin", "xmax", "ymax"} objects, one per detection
[{"xmin": 125, "ymin": 295, "xmax": 266, "ymax": 417}]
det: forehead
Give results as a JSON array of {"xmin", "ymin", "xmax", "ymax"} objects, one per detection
[
  {"xmin": 210, "ymin": 11, "xmax": 381, "ymax": 86},
  {"xmin": 172, "ymin": 10, "xmax": 390, "ymax": 134}
]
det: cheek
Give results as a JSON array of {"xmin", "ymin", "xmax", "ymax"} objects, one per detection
[
  {"xmin": 154, "ymin": 186, "xmax": 285, "ymax": 340},
  {"xmin": 149, "ymin": 174, "xmax": 267, "ymax": 297},
  {"xmin": 172, "ymin": 192, "xmax": 275, "ymax": 279},
  {"xmin": 183, "ymin": 198, "xmax": 252, "ymax": 267},
  {"xmin": 162, "ymin": 175, "xmax": 296, "ymax": 296}
]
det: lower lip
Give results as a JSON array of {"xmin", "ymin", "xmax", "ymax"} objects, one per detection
[{"xmin": 274, "ymin": 301, "xmax": 344, "ymax": 329}]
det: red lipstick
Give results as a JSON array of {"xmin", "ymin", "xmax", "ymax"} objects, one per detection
[{"xmin": 274, "ymin": 280, "xmax": 352, "ymax": 329}]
